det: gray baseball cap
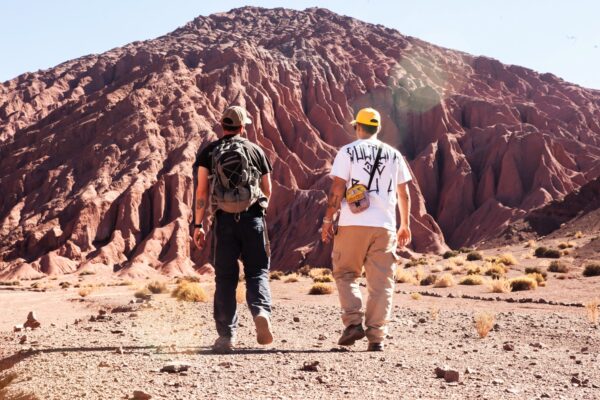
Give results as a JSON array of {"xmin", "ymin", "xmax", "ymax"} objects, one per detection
[{"xmin": 221, "ymin": 105, "xmax": 252, "ymax": 127}]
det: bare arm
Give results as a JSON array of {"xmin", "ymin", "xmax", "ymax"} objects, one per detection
[
  {"xmin": 321, "ymin": 177, "xmax": 347, "ymax": 243},
  {"xmin": 260, "ymin": 173, "xmax": 272, "ymax": 201},
  {"xmin": 194, "ymin": 167, "xmax": 210, "ymax": 225},
  {"xmin": 397, "ymin": 182, "xmax": 412, "ymax": 247},
  {"xmin": 193, "ymin": 167, "xmax": 209, "ymax": 249}
]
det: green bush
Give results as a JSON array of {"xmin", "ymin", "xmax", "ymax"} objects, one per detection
[
  {"xmin": 583, "ymin": 263, "xmax": 600, "ymax": 277},
  {"xmin": 443, "ymin": 250, "xmax": 459, "ymax": 259},
  {"xmin": 466, "ymin": 251, "xmax": 483, "ymax": 261}
]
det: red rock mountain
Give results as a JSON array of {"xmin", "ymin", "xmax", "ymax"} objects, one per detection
[{"xmin": 1, "ymin": 7, "xmax": 600, "ymax": 279}]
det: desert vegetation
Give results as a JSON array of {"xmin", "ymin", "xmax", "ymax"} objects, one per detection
[
  {"xmin": 583, "ymin": 262, "xmax": 600, "ymax": 277},
  {"xmin": 171, "ymin": 281, "xmax": 208, "ymax": 302},
  {"xmin": 474, "ymin": 312, "xmax": 495, "ymax": 338},
  {"xmin": 308, "ymin": 283, "xmax": 333, "ymax": 295}
]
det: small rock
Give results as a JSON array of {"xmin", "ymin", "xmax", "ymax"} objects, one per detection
[
  {"xmin": 132, "ymin": 390, "xmax": 151, "ymax": 400},
  {"xmin": 503, "ymin": 343, "xmax": 514, "ymax": 351},
  {"xmin": 529, "ymin": 342, "xmax": 544, "ymax": 349},
  {"xmin": 24, "ymin": 312, "xmax": 41, "ymax": 329},
  {"xmin": 19, "ymin": 335, "xmax": 27, "ymax": 344},
  {"xmin": 293, "ymin": 317, "xmax": 300, "ymax": 323},
  {"xmin": 160, "ymin": 361, "xmax": 191, "ymax": 373},
  {"xmin": 444, "ymin": 370, "xmax": 460, "ymax": 383},
  {"xmin": 435, "ymin": 366, "xmax": 447, "ymax": 379},
  {"xmin": 505, "ymin": 387, "xmax": 520, "ymax": 394},
  {"xmin": 116, "ymin": 347, "xmax": 124, "ymax": 355},
  {"xmin": 492, "ymin": 378, "xmax": 505, "ymax": 385},
  {"xmin": 13, "ymin": 324, "xmax": 24, "ymax": 332},
  {"xmin": 465, "ymin": 367, "xmax": 476, "ymax": 374},
  {"xmin": 98, "ymin": 361, "xmax": 110, "ymax": 368},
  {"xmin": 300, "ymin": 361, "xmax": 320, "ymax": 372}
]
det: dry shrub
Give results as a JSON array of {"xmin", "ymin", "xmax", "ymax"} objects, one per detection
[
  {"xmin": 430, "ymin": 265, "xmax": 443, "ymax": 273},
  {"xmin": 583, "ymin": 263, "xmax": 600, "ymax": 277},
  {"xmin": 548, "ymin": 261, "xmax": 569, "ymax": 273},
  {"xmin": 484, "ymin": 263, "xmax": 506, "ymax": 278},
  {"xmin": 509, "ymin": 276, "xmax": 538, "ymax": 291},
  {"xmin": 405, "ymin": 257, "xmax": 428, "ymax": 268},
  {"xmin": 433, "ymin": 273, "xmax": 455, "ymax": 288},
  {"xmin": 420, "ymin": 274, "xmax": 438, "ymax": 286},
  {"xmin": 177, "ymin": 275, "xmax": 200, "ymax": 284},
  {"xmin": 574, "ymin": 231, "xmax": 583, "ymax": 239},
  {"xmin": 525, "ymin": 239, "xmax": 536, "ymax": 248},
  {"xmin": 459, "ymin": 247, "xmax": 474, "ymax": 254},
  {"xmin": 236, "ymin": 285, "xmax": 246, "ymax": 304},
  {"xmin": 585, "ymin": 299, "xmax": 599, "ymax": 324},
  {"xmin": 450, "ymin": 266, "xmax": 463, "ymax": 275},
  {"xmin": 430, "ymin": 307, "xmax": 439, "ymax": 320},
  {"xmin": 459, "ymin": 275, "xmax": 484, "ymax": 285},
  {"xmin": 0, "ymin": 281, "xmax": 20, "ymax": 286},
  {"xmin": 527, "ymin": 272, "xmax": 546, "ymax": 284},
  {"xmin": 313, "ymin": 275, "xmax": 334, "ymax": 283},
  {"xmin": 474, "ymin": 312, "xmax": 495, "ymax": 338},
  {"xmin": 466, "ymin": 251, "xmax": 483, "ymax": 261},
  {"xmin": 79, "ymin": 271, "xmax": 95, "ymax": 276},
  {"xmin": 171, "ymin": 281, "xmax": 208, "ymax": 302},
  {"xmin": 394, "ymin": 270, "xmax": 417, "ymax": 285},
  {"xmin": 308, "ymin": 268, "xmax": 332, "ymax": 279},
  {"xmin": 134, "ymin": 288, "xmax": 151, "ymax": 299},
  {"xmin": 146, "ymin": 281, "xmax": 168, "ymax": 294},
  {"xmin": 269, "ymin": 270, "xmax": 284, "ymax": 280},
  {"xmin": 524, "ymin": 267, "xmax": 547, "ymax": 279},
  {"xmin": 497, "ymin": 253, "xmax": 517, "ymax": 266},
  {"xmin": 465, "ymin": 264, "xmax": 481, "ymax": 275},
  {"xmin": 488, "ymin": 278, "xmax": 511, "ymax": 293},
  {"xmin": 450, "ymin": 257, "xmax": 465, "ymax": 267},
  {"xmin": 535, "ymin": 247, "xmax": 561, "ymax": 259},
  {"xmin": 557, "ymin": 242, "xmax": 574, "ymax": 249},
  {"xmin": 410, "ymin": 292, "xmax": 422, "ymax": 300},
  {"xmin": 308, "ymin": 283, "xmax": 333, "ymax": 295},
  {"xmin": 284, "ymin": 274, "xmax": 299, "ymax": 283}
]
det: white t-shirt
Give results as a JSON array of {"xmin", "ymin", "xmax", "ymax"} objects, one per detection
[{"xmin": 330, "ymin": 138, "xmax": 412, "ymax": 231}]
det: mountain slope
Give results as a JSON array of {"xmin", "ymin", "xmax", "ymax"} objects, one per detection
[{"xmin": 1, "ymin": 7, "xmax": 600, "ymax": 278}]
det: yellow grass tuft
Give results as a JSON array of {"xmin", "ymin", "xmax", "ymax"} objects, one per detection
[
  {"xmin": 431, "ymin": 265, "xmax": 443, "ymax": 273},
  {"xmin": 465, "ymin": 264, "xmax": 481, "ymax": 275},
  {"xmin": 171, "ymin": 281, "xmax": 208, "ymax": 302},
  {"xmin": 484, "ymin": 263, "xmax": 506, "ymax": 278},
  {"xmin": 312, "ymin": 274, "xmax": 334, "ymax": 283},
  {"xmin": 585, "ymin": 298, "xmax": 599, "ymax": 324},
  {"xmin": 430, "ymin": 307, "xmax": 439, "ymax": 320},
  {"xmin": 548, "ymin": 261, "xmax": 569, "ymax": 273},
  {"xmin": 308, "ymin": 283, "xmax": 334, "ymax": 295},
  {"xmin": 394, "ymin": 270, "xmax": 418, "ymax": 285},
  {"xmin": 459, "ymin": 275, "xmax": 484, "ymax": 285},
  {"xmin": 433, "ymin": 273, "xmax": 455, "ymax": 288},
  {"xmin": 410, "ymin": 292, "xmax": 422, "ymax": 300},
  {"xmin": 269, "ymin": 270, "xmax": 284, "ymax": 280},
  {"xmin": 527, "ymin": 272, "xmax": 546, "ymax": 284},
  {"xmin": 449, "ymin": 257, "xmax": 464, "ymax": 266},
  {"xmin": 474, "ymin": 312, "xmax": 495, "ymax": 338},
  {"xmin": 488, "ymin": 278, "xmax": 511, "ymax": 293},
  {"xmin": 308, "ymin": 268, "xmax": 332, "ymax": 279},
  {"xmin": 414, "ymin": 266, "xmax": 426, "ymax": 282},
  {"xmin": 574, "ymin": 231, "xmax": 583, "ymax": 239},
  {"xmin": 497, "ymin": 253, "xmax": 518, "ymax": 266},
  {"xmin": 509, "ymin": 276, "xmax": 538, "ymax": 291}
]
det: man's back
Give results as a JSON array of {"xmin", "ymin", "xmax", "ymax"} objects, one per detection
[{"xmin": 331, "ymin": 138, "xmax": 411, "ymax": 231}]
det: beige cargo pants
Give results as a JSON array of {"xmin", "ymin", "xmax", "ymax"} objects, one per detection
[{"xmin": 332, "ymin": 225, "xmax": 398, "ymax": 344}]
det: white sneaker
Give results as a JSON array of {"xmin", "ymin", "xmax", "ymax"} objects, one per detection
[{"xmin": 253, "ymin": 311, "xmax": 274, "ymax": 345}]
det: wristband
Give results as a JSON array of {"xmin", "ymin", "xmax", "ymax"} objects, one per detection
[{"xmin": 194, "ymin": 223, "xmax": 203, "ymax": 229}]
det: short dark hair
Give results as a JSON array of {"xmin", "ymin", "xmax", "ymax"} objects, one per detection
[
  {"xmin": 357, "ymin": 122, "xmax": 379, "ymax": 135},
  {"xmin": 222, "ymin": 124, "xmax": 242, "ymax": 132}
]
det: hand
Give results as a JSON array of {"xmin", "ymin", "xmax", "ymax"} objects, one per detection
[
  {"xmin": 321, "ymin": 222, "xmax": 334, "ymax": 243},
  {"xmin": 397, "ymin": 225, "xmax": 411, "ymax": 248},
  {"xmin": 193, "ymin": 227, "xmax": 206, "ymax": 249}
]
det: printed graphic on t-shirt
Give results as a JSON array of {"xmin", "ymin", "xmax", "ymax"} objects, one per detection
[{"xmin": 331, "ymin": 139, "xmax": 412, "ymax": 231}]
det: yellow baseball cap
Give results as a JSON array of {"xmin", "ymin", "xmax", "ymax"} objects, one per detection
[{"xmin": 350, "ymin": 107, "xmax": 381, "ymax": 127}]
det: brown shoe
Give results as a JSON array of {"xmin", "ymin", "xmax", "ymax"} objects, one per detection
[{"xmin": 337, "ymin": 324, "xmax": 366, "ymax": 346}]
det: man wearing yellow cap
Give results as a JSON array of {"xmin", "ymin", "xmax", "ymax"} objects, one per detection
[{"xmin": 321, "ymin": 107, "xmax": 412, "ymax": 351}]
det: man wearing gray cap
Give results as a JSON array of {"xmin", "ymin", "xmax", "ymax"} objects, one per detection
[{"xmin": 193, "ymin": 105, "xmax": 274, "ymax": 353}]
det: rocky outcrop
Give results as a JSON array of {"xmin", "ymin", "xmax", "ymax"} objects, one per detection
[{"xmin": 1, "ymin": 7, "xmax": 600, "ymax": 278}]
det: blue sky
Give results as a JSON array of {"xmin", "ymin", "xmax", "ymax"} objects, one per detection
[{"xmin": 1, "ymin": 0, "xmax": 599, "ymax": 88}]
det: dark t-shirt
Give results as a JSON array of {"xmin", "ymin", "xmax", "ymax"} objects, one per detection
[{"xmin": 194, "ymin": 134, "xmax": 272, "ymax": 214}]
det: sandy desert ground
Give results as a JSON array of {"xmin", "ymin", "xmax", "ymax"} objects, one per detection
[{"xmin": 1, "ymin": 237, "xmax": 599, "ymax": 400}]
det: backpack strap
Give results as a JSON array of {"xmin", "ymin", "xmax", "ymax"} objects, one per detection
[{"xmin": 366, "ymin": 142, "xmax": 384, "ymax": 190}]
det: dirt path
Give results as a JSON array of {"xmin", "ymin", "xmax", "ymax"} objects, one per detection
[{"xmin": 1, "ymin": 277, "xmax": 599, "ymax": 400}]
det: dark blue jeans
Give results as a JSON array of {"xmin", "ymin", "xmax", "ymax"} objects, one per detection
[{"xmin": 213, "ymin": 208, "xmax": 272, "ymax": 338}]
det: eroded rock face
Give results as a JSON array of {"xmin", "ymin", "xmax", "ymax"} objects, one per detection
[{"xmin": 1, "ymin": 7, "xmax": 600, "ymax": 278}]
